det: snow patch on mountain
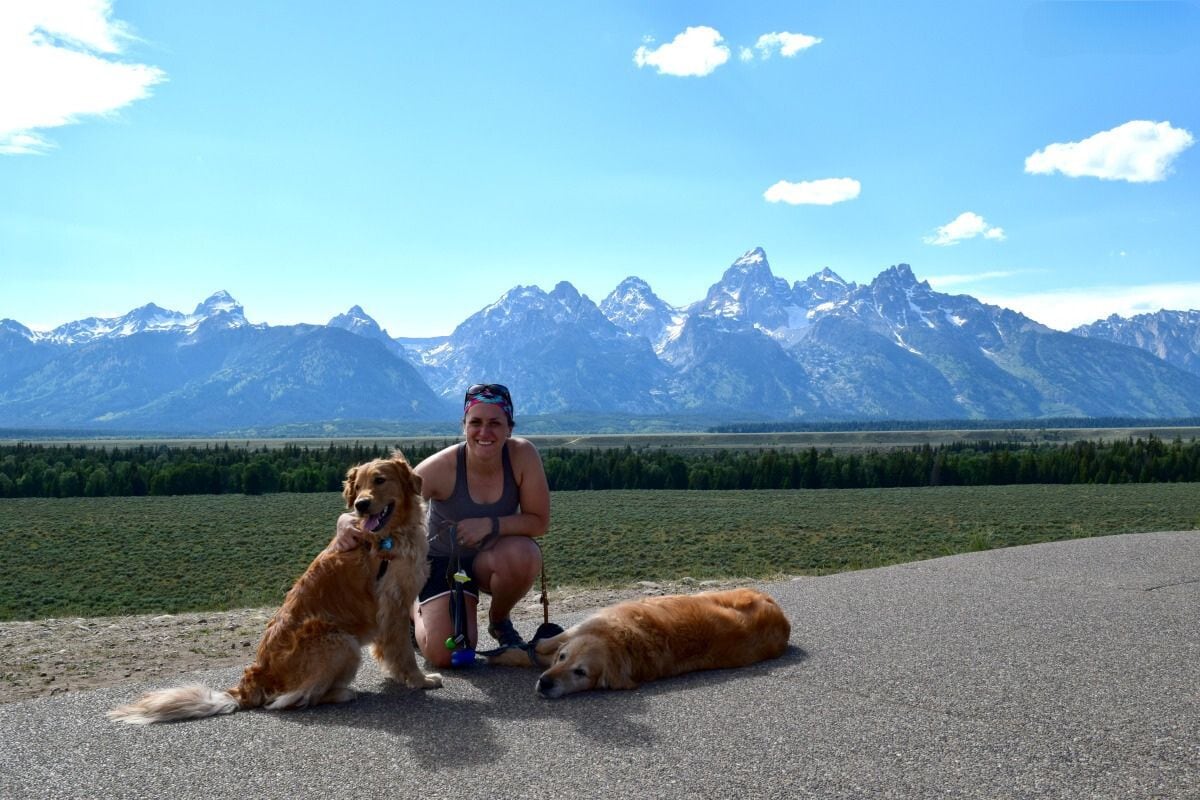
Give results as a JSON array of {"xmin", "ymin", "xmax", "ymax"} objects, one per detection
[
  {"xmin": 7, "ymin": 248, "xmax": 1200, "ymax": 428},
  {"xmin": 21, "ymin": 291, "xmax": 252, "ymax": 345}
]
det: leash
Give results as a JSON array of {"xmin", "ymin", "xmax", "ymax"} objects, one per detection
[
  {"xmin": 435, "ymin": 521, "xmax": 557, "ymax": 663},
  {"xmin": 444, "ymin": 525, "xmax": 476, "ymax": 666},
  {"xmin": 539, "ymin": 548, "xmax": 549, "ymax": 626}
]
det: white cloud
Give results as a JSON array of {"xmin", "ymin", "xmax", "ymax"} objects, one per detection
[
  {"xmin": 764, "ymin": 177, "xmax": 861, "ymax": 206},
  {"xmin": 975, "ymin": 282, "xmax": 1200, "ymax": 331},
  {"xmin": 1024, "ymin": 120, "xmax": 1195, "ymax": 183},
  {"xmin": 754, "ymin": 32, "xmax": 822, "ymax": 58},
  {"xmin": 0, "ymin": 0, "xmax": 165, "ymax": 155},
  {"xmin": 633, "ymin": 26, "xmax": 730, "ymax": 77},
  {"xmin": 924, "ymin": 212, "xmax": 1006, "ymax": 246}
]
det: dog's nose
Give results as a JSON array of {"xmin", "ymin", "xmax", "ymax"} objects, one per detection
[
  {"xmin": 536, "ymin": 676, "xmax": 554, "ymax": 695},
  {"xmin": 354, "ymin": 498, "xmax": 371, "ymax": 514}
]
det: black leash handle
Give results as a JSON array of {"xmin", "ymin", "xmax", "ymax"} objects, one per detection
[
  {"xmin": 540, "ymin": 545, "xmax": 549, "ymax": 626},
  {"xmin": 444, "ymin": 524, "xmax": 475, "ymax": 665}
]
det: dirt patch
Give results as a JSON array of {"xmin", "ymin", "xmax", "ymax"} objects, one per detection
[{"xmin": 0, "ymin": 577, "xmax": 766, "ymax": 705}]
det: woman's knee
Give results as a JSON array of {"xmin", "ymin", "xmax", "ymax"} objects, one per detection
[
  {"xmin": 481, "ymin": 536, "xmax": 541, "ymax": 576},
  {"xmin": 420, "ymin": 643, "xmax": 455, "ymax": 669},
  {"xmin": 413, "ymin": 595, "xmax": 477, "ymax": 665}
]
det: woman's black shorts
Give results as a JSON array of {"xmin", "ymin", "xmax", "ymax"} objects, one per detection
[{"xmin": 418, "ymin": 555, "xmax": 482, "ymax": 603}]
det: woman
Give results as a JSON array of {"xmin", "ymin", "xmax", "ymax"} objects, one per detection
[{"xmin": 333, "ymin": 383, "xmax": 550, "ymax": 668}]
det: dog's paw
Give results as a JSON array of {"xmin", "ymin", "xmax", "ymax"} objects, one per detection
[
  {"xmin": 397, "ymin": 671, "xmax": 442, "ymax": 689},
  {"xmin": 322, "ymin": 687, "xmax": 358, "ymax": 704},
  {"xmin": 483, "ymin": 646, "xmax": 537, "ymax": 668}
]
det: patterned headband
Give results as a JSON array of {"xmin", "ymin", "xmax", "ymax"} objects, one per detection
[{"xmin": 463, "ymin": 384, "xmax": 514, "ymax": 424}]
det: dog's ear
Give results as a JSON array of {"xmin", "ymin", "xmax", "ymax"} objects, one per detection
[
  {"xmin": 390, "ymin": 457, "xmax": 422, "ymax": 497},
  {"xmin": 596, "ymin": 652, "xmax": 636, "ymax": 691},
  {"xmin": 342, "ymin": 466, "xmax": 359, "ymax": 509},
  {"xmin": 533, "ymin": 631, "xmax": 568, "ymax": 663}
]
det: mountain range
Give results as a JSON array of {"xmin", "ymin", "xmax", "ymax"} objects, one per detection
[{"xmin": 4, "ymin": 248, "xmax": 1200, "ymax": 434}]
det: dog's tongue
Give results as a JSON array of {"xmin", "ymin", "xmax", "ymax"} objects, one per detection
[{"xmin": 365, "ymin": 513, "xmax": 383, "ymax": 533}]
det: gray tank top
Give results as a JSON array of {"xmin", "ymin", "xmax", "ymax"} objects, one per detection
[{"xmin": 427, "ymin": 442, "xmax": 521, "ymax": 557}]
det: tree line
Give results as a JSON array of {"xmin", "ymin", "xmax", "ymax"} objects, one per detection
[
  {"xmin": 543, "ymin": 436, "xmax": 1200, "ymax": 490},
  {"xmin": 710, "ymin": 417, "xmax": 1200, "ymax": 433},
  {"xmin": 1, "ymin": 436, "xmax": 1199, "ymax": 498},
  {"xmin": 0, "ymin": 442, "xmax": 444, "ymax": 499}
]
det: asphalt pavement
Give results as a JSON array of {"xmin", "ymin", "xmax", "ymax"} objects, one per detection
[{"xmin": 1, "ymin": 530, "xmax": 1196, "ymax": 799}]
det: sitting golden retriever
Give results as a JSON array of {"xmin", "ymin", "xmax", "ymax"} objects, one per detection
[
  {"xmin": 109, "ymin": 452, "xmax": 442, "ymax": 724},
  {"xmin": 490, "ymin": 588, "xmax": 790, "ymax": 698}
]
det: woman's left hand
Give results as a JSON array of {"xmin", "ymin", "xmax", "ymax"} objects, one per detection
[{"xmin": 456, "ymin": 517, "xmax": 495, "ymax": 549}]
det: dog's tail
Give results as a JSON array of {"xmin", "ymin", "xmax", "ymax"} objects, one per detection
[{"xmin": 107, "ymin": 684, "xmax": 242, "ymax": 725}]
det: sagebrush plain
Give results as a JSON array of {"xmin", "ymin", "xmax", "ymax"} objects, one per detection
[{"xmin": 3, "ymin": 483, "xmax": 1199, "ymax": 621}]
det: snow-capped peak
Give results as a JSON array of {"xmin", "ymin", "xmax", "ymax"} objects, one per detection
[
  {"xmin": 192, "ymin": 290, "xmax": 246, "ymax": 320},
  {"xmin": 0, "ymin": 318, "xmax": 35, "ymax": 340},
  {"xmin": 23, "ymin": 292, "xmax": 250, "ymax": 345},
  {"xmin": 814, "ymin": 267, "xmax": 849, "ymax": 286},
  {"xmin": 873, "ymin": 263, "xmax": 925, "ymax": 290},
  {"xmin": 328, "ymin": 305, "xmax": 387, "ymax": 337},
  {"xmin": 732, "ymin": 247, "xmax": 767, "ymax": 268},
  {"xmin": 550, "ymin": 281, "xmax": 585, "ymax": 308},
  {"xmin": 602, "ymin": 276, "xmax": 671, "ymax": 317},
  {"xmin": 695, "ymin": 247, "xmax": 794, "ymax": 326},
  {"xmin": 612, "ymin": 276, "xmax": 653, "ymax": 294},
  {"xmin": 600, "ymin": 275, "xmax": 680, "ymax": 350}
]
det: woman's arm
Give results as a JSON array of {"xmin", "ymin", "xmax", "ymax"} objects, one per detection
[{"xmin": 507, "ymin": 437, "xmax": 550, "ymax": 538}]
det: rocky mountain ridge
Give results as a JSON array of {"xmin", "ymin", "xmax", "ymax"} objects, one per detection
[
  {"xmin": 1072, "ymin": 310, "xmax": 1200, "ymax": 377},
  {"xmin": 4, "ymin": 248, "xmax": 1200, "ymax": 433}
]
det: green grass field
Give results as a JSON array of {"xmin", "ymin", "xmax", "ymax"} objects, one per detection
[{"xmin": 2, "ymin": 483, "xmax": 1198, "ymax": 621}]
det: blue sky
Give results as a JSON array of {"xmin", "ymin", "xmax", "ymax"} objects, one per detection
[{"xmin": 2, "ymin": 1, "xmax": 1197, "ymax": 337}]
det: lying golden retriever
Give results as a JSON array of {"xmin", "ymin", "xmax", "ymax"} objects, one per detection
[
  {"xmin": 490, "ymin": 588, "xmax": 790, "ymax": 698},
  {"xmin": 109, "ymin": 452, "xmax": 442, "ymax": 724}
]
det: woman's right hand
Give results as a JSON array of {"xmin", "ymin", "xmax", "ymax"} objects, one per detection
[{"xmin": 328, "ymin": 512, "xmax": 364, "ymax": 552}]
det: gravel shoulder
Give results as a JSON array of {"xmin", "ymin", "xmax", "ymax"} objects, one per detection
[{"xmin": 0, "ymin": 577, "xmax": 759, "ymax": 705}]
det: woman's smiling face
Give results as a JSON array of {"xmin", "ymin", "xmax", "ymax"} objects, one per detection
[{"xmin": 462, "ymin": 402, "xmax": 511, "ymax": 456}]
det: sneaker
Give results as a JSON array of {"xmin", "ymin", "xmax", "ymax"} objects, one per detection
[{"xmin": 487, "ymin": 618, "xmax": 526, "ymax": 649}]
